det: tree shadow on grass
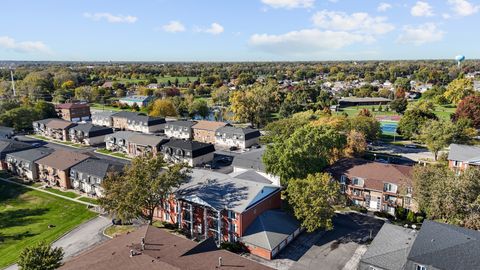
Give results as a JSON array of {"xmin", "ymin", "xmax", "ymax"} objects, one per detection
[
  {"xmin": 0, "ymin": 180, "xmax": 30, "ymax": 204},
  {"xmin": 0, "ymin": 208, "xmax": 49, "ymax": 229}
]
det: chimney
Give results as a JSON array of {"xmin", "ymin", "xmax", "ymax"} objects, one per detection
[
  {"xmin": 130, "ymin": 249, "xmax": 134, "ymax": 257},
  {"xmin": 141, "ymin": 242, "xmax": 145, "ymax": 251},
  {"xmin": 218, "ymin": 257, "xmax": 223, "ymax": 267}
]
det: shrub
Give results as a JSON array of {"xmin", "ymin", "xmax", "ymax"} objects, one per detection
[
  {"xmin": 374, "ymin": 211, "xmax": 394, "ymax": 219},
  {"xmin": 350, "ymin": 205, "xmax": 368, "ymax": 213},
  {"xmin": 407, "ymin": 211, "xmax": 415, "ymax": 223},
  {"xmin": 395, "ymin": 207, "xmax": 406, "ymax": 220},
  {"xmin": 416, "ymin": 216, "xmax": 424, "ymax": 223}
]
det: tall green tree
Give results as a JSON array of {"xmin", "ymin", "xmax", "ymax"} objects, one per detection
[
  {"xmin": 398, "ymin": 105, "xmax": 437, "ymax": 139},
  {"xmin": 99, "ymin": 155, "xmax": 190, "ymax": 223},
  {"xmin": 444, "ymin": 78, "xmax": 474, "ymax": 105},
  {"xmin": 18, "ymin": 242, "xmax": 63, "ymax": 270},
  {"xmin": 390, "ymin": 98, "xmax": 408, "ymax": 114},
  {"xmin": 263, "ymin": 125, "xmax": 346, "ymax": 184},
  {"xmin": 286, "ymin": 173, "xmax": 340, "ymax": 232}
]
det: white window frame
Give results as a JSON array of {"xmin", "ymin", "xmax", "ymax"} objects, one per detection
[{"xmin": 416, "ymin": 265, "xmax": 427, "ymax": 270}]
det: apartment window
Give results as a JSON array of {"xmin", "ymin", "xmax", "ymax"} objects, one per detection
[
  {"xmin": 407, "ymin": 187, "xmax": 413, "ymax": 195},
  {"xmin": 384, "ymin": 183, "xmax": 396, "ymax": 193},
  {"xmin": 352, "ymin": 177, "xmax": 363, "ymax": 186},
  {"xmin": 416, "ymin": 265, "xmax": 427, "ymax": 270},
  {"xmin": 404, "ymin": 197, "xmax": 411, "ymax": 206},
  {"xmin": 453, "ymin": 160, "xmax": 460, "ymax": 167},
  {"xmin": 228, "ymin": 210, "xmax": 237, "ymax": 220},
  {"xmin": 369, "ymin": 267, "xmax": 379, "ymax": 270},
  {"xmin": 340, "ymin": 175, "xmax": 347, "ymax": 184}
]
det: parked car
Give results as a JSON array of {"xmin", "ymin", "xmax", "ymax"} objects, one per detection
[
  {"xmin": 229, "ymin": 146, "xmax": 238, "ymax": 151},
  {"xmin": 405, "ymin": 144, "xmax": 418, "ymax": 149},
  {"xmin": 251, "ymin": 144, "xmax": 261, "ymax": 149}
]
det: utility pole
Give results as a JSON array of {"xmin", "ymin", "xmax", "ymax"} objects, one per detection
[{"xmin": 10, "ymin": 69, "xmax": 16, "ymax": 97}]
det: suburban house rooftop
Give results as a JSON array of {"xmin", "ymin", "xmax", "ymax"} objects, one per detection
[
  {"xmin": 35, "ymin": 150, "xmax": 90, "ymax": 170},
  {"xmin": 232, "ymin": 148, "xmax": 266, "ymax": 172},
  {"xmin": 216, "ymin": 126, "xmax": 261, "ymax": 139},
  {"xmin": 71, "ymin": 158, "xmax": 123, "ymax": 180},
  {"xmin": 328, "ymin": 158, "xmax": 413, "ymax": 190},
  {"xmin": 192, "ymin": 120, "xmax": 230, "ymax": 131},
  {"xmin": 165, "ymin": 120, "xmax": 197, "ymax": 128},
  {"xmin": 55, "ymin": 103, "xmax": 89, "ymax": 109},
  {"xmin": 448, "ymin": 143, "xmax": 480, "ymax": 163},
  {"xmin": 61, "ymin": 225, "xmax": 273, "ymax": 270},
  {"xmin": 128, "ymin": 134, "xmax": 169, "ymax": 146},
  {"xmin": 163, "ymin": 139, "xmax": 215, "ymax": 153},
  {"xmin": 6, "ymin": 147, "xmax": 53, "ymax": 162}
]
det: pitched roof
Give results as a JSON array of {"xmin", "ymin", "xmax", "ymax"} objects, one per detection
[
  {"xmin": 33, "ymin": 118, "xmax": 55, "ymax": 125},
  {"xmin": 46, "ymin": 119, "xmax": 76, "ymax": 130},
  {"xmin": 241, "ymin": 210, "xmax": 300, "ymax": 251},
  {"xmin": 165, "ymin": 120, "xmax": 197, "ymax": 128},
  {"xmin": 55, "ymin": 103, "xmax": 90, "ymax": 109},
  {"xmin": 339, "ymin": 97, "xmax": 391, "ymax": 103},
  {"xmin": 216, "ymin": 126, "xmax": 261, "ymax": 140},
  {"xmin": 128, "ymin": 134, "xmax": 169, "ymax": 146},
  {"xmin": 162, "ymin": 139, "xmax": 215, "ymax": 157},
  {"xmin": 92, "ymin": 111, "xmax": 116, "ymax": 119},
  {"xmin": 71, "ymin": 158, "xmax": 123, "ymax": 179},
  {"xmin": 407, "ymin": 220, "xmax": 480, "ymax": 270},
  {"xmin": 232, "ymin": 148, "xmax": 266, "ymax": 172},
  {"xmin": 127, "ymin": 114, "xmax": 166, "ymax": 125},
  {"xmin": 106, "ymin": 131, "xmax": 136, "ymax": 140},
  {"xmin": 0, "ymin": 139, "xmax": 33, "ymax": 154},
  {"xmin": 230, "ymin": 169, "xmax": 272, "ymax": 184},
  {"xmin": 119, "ymin": 95, "xmax": 152, "ymax": 102},
  {"xmin": 360, "ymin": 223, "xmax": 417, "ymax": 270},
  {"xmin": 192, "ymin": 120, "xmax": 229, "ymax": 131},
  {"xmin": 61, "ymin": 225, "xmax": 273, "ymax": 270},
  {"xmin": 448, "ymin": 143, "xmax": 480, "ymax": 163},
  {"xmin": 175, "ymin": 169, "xmax": 280, "ymax": 213},
  {"xmin": 328, "ymin": 158, "xmax": 413, "ymax": 191},
  {"xmin": 70, "ymin": 123, "xmax": 113, "ymax": 136},
  {"xmin": 111, "ymin": 111, "xmax": 142, "ymax": 119},
  {"xmin": 6, "ymin": 147, "xmax": 53, "ymax": 162},
  {"xmin": 35, "ymin": 150, "xmax": 90, "ymax": 170}
]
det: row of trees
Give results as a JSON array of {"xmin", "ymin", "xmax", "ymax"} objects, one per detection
[{"xmin": 0, "ymin": 99, "xmax": 58, "ymax": 131}]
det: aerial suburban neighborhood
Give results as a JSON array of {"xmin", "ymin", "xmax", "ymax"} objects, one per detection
[{"xmin": 1, "ymin": 0, "xmax": 480, "ymax": 270}]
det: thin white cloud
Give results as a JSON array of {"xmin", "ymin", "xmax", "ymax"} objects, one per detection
[
  {"xmin": 448, "ymin": 0, "xmax": 479, "ymax": 16},
  {"xmin": 249, "ymin": 29, "xmax": 374, "ymax": 56},
  {"xmin": 397, "ymin": 23, "xmax": 444, "ymax": 45},
  {"xmin": 442, "ymin": 13, "xmax": 452, "ymax": 19},
  {"xmin": 411, "ymin": 1, "xmax": 434, "ymax": 17},
  {"xmin": 162, "ymin": 21, "xmax": 186, "ymax": 33},
  {"xmin": 261, "ymin": 0, "xmax": 314, "ymax": 9},
  {"xmin": 195, "ymin": 23, "xmax": 224, "ymax": 35},
  {"xmin": 377, "ymin": 2, "xmax": 392, "ymax": 12},
  {"xmin": 0, "ymin": 36, "xmax": 52, "ymax": 54},
  {"xmin": 83, "ymin": 12, "xmax": 137, "ymax": 23},
  {"xmin": 312, "ymin": 10, "xmax": 395, "ymax": 35}
]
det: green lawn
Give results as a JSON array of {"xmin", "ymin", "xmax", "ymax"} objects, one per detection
[
  {"xmin": 104, "ymin": 225, "xmax": 135, "ymax": 238},
  {"xmin": 96, "ymin": 149, "xmax": 131, "ymax": 160},
  {"xmin": 43, "ymin": 187, "xmax": 79, "ymax": 199},
  {"xmin": 78, "ymin": 197, "xmax": 98, "ymax": 205},
  {"xmin": 0, "ymin": 181, "xmax": 97, "ymax": 268}
]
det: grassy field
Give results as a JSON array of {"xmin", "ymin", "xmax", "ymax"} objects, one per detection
[
  {"xmin": 43, "ymin": 187, "xmax": 79, "ymax": 199},
  {"xmin": 78, "ymin": 197, "xmax": 98, "ymax": 205},
  {"xmin": 0, "ymin": 181, "xmax": 97, "ymax": 268},
  {"xmin": 337, "ymin": 103, "xmax": 456, "ymax": 120},
  {"xmin": 96, "ymin": 149, "xmax": 131, "ymax": 160}
]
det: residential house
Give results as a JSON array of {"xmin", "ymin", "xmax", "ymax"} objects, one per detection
[
  {"xmin": 118, "ymin": 95, "xmax": 153, "ymax": 108},
  {"xmin": 447, "ymin": 143, "xmax": 480, "ymax": 175},
  {"xmin": 359, "ymin": 223, "xmax": 418, "ymax": 270},
  {"xmin": 33, "ymin": 118, "xmax": 77, "ymax": 141},
  {"xmin": 127, "ymin": 134, "xmax": 169, "ymax": 157},
  {"xmin": 55, "ymin": 103, "xmax": 91, "ymax": 122},
  {"xmin": 328, "ymin": 158, "xmax": 416, "ymax": 215},
  {"xmin": 61, "ymin": 225, "xmax": 273, "ymax": 270},
  {"xmin": 35, "ymin": 150, "xmax": 90, "ymax": 189},
  {"xmin": 6, "ymin": 147, "xmax": 53, "ymax": 181},
  {"xmin": 161, "ymin": 139, "xmax": 215, "ymax": 167},
  {"xmin": 164, "ymin": 121, "xmax": 197, "ymax": 140},
  {"xmin": 153, "ymin": 169, "xmax": 298, "ymax": 260},
  {"xmin": 215, "ymin": 126, "xmax": 261, "ymax": 149},
  {"xmin": 70, "ymin": 158, "xmax": 123, "ymax": 197},
  {"xmin": 360, "ymin": 220, "xmax": 480, "ymax": 270},
  {"xmin": 105, "ymin": 131, "xmax": 136, "ymax": 154},
  {"xmin": 0, "ymin": 126, "xmax": 14, "ymax": 139},
  {"xmin": 69, "ymin": 123, "xmax": 113, "ymax": 146},
  {"xmin": 111, "ymin": 111, "xmax": 165, "ymax": 133},
  {"xmin": 0, "ymin": 139, "xmax": 34, "ymax": 170},
  {"xmin": 125, "ymin": 114, "xmax": 165, "ymax": 134},
  {"xmin": 147, "ymin": 83, "xmax": 159, "ymax": 89},
  {"xmin": 101, "ymin": 81, "xmax": 113, "ymax": 88},
  {"xmin": 192, "ymin": 120, "xmax": 230, "ymax": 144},
  {"xmin": 91, "ymin": 111, "xmax": 116, "ymax": 127},
  {"xmin": 231, "ymin": 148, "xmax": 280, "ymax": 186}
]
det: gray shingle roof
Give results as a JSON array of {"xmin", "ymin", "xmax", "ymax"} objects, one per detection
[
  {"xmin": 71, "ymin": 158, "xmax": 123, "ymax": 179},
  {"xmin": 128, "ymin": 134, "xmax": 169, "ymax": 146},
  {"xmin": 92, "ymin": 111, "xmax": 116, "ymax": 120},
  {"xmin": 407, "ymin": 220, "xmax": 480, "ymax": 270},
  {"xmin": 6, "ymin": 147, "xmax": 53, "ymax": 162},
  {"xmin": 112, "ymin": 111, "xmax": 141, "ymax": 119},
  {"xmin": 448, "ymin": 143, "xmax": 480, "ymax": 163},
  {"xmin": 230, "ymin": 170, "xmax": 272, "ymax": 184},
  {"xmin": 241, "ymin": 210, "xmax": 300, "ymax": 251},
  {"xmin": 0, "ymin": 139, "xmax": 34, "ymax": 159},
  {"xmin": 70, "ymin": 123, "xmax": 113, "ymax": 136},
  {"xmin": 105, "ymin": 131, "xmax": 136, "ymax": 141},
  {"xmin": 216, "ymin": 126, "xmax": 261, "ymax": 140},
  {"xmin": 175, "ymin": 169, "xmax": 280, "ymax": 213},
  {"xmin": 361, "ymin": 223, "xmax": 417, "ymax": 270},
  {"xmin": 232, "ymin": 148, "xmax": 266, "ymax": 172},
  {"xmin": 165, "ymin": 121, "xmax": 197, "ymax": 128}
]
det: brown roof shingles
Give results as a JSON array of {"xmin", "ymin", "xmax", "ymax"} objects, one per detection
[
  {"xmin": 61, "ymin": 225, "xmax": 273, "ymax": 270},
  {"xmin": 35, "ymin": 150, "xmax": 90, "ymax": 171},
  {"xmin": 55, "ymin": 103, "xmax": 90, "ymax": 110},
  {"xmin": 328, "ymin": 158, "xmax": 413, "ymax": 191},
  {"xmin": 46, "ymin": 119, "xmax": 76, "ymax": 130},
  {"xmin": 192, "ymin": 120, "xmax": 229, "ymax": 132}
]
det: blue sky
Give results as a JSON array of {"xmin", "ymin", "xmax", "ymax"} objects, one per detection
[{"xmin": 0, "ymin": 0, "xmax": 478, "ymax": 61}]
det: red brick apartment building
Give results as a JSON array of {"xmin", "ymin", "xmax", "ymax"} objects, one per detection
[
  {"xmin": 55, "ymin": 103, "xmax": 91, "ymax": 122},
  {"xmin": 447, "ymin": 143, "xmax": 480, "ymax": 175},
  {"xmin": 153, "ymin": 169, "xmax": 301, "ymax": 260}
]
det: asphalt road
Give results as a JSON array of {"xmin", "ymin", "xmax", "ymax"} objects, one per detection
[{"xmin": 53, "ymin": 215, "xmax": 111, "ymax": 259}]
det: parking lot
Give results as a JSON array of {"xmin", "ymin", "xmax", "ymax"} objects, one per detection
[{"xmin": 249, "ymin": 213, "xmax": 385, "ymax": 270}]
